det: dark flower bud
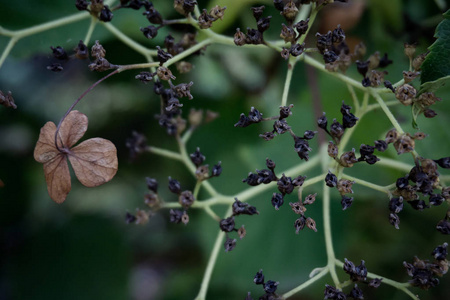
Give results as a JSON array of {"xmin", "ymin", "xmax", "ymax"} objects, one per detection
[
  {"xmin": 429, "ymin": 194, "xmax": 445, "ymax": 206},
  {"xmin": 165, "ymin": 97, "xmax": 182, "ymax": 112},
  {"xmin": 292, "ymin": 175, "xmax": 306, "ymax": 187},
  {"xmin": 330, "ymin": 119, "xmax": 344, "ymax": 139},
  {"xmin": 47, "ymin": 63, "xmax": 64, "ymax": 72},
  {"xmin": 342, "ymin": 112, "xmax": 358, "ymax": 129},
  {"xmin": 125, "ymin": 0, "xmax": 144, "ymax": 9},
  {"xmin": 135, "ymin": 71, "xmax": 154, "ymax": 83},
  {"xmin": 190, "ymin": 147, "xmax": 206, "ymax": 167},
  {"xmin": 243, "ymin": 173, "xmax": 260, "ymax": 186},
  {"xmin": 340, "ymin": 149, "xmax": 358, "ymax": 167},
  {"xmin": 341, "ymin": 195, "xmax": 354, "ymax": 210},
  {"xmin": 317, "ymin": 112, "xmax": 328, "ymax": 130},
  {"xmin": 273, "ymin": 0, "xmax": 284, "ymax": 11},
  {"xmin": 146, "ymin": 177, "xmax": 158, "ymax": 193},
  {"xmin": 378, "ymin": 53, "xmax": 393, "ymax": 68},
  {"xmin": 254, "ymin": 269, "xmax": 265, "ymax": 284},
  {"xmin": 248, "ymin": 107, "xmax": 263, "ymax": 123},
  {"xmin": 156, "ymin": 66, "xmax": 176, "ymax": 80},
  {"xmin": 246, "ymin": 28, "xmax": 263, "ymax": 44},
  {"xmin": 153, "ymin": 80, "xmax": 164, "ymax": 95},
  {"xmin": 173, "ymin": 81, "xmax": 194, "ymax": 100},
  {"xmin": 273, "ymin": 119, "xmax": 290, "ymax": 134},
  {"xmin": 266, "ymin": 158, "xmax": 276, "ymax": 171},
  {"xmin": 328, "ymin": 141, "xmax": 338, "ymax": 159},
  {"xmin": 277, "ymin": 174, "xmax": 294, "ymax": 194},
  {"xmin": 369, "ymin": 278, "xmax": 383, "ymax": 288},
  {"xmin": 256, "ymin": 169, "xmax": 276, "ymax": 184},
  {"xmin": 337, "ymin": 179, "xmax": 354, "ymax": 195},
  {"xmin": 332, "ymin": 24, "xmax": 345, "ymax": 43},
  {"xmin": 156, "ymin": 46, "xmax": 173, "ymax": 65},
  {"xmin": 435, "ymin": 157, "xmax": 450, "ymax": 169},
  {"xmin": 431, "ymin": 243, "xmax": 448, "ymax": 260},
  {"xmin": 257, "ymin": 16, "xmax": 271, "ymax": 32},
  {"xmin": 374, "ymin": 140, "xmax": 388, "ymax": 152},
  {"xmin": 389, "ymin": 197, "xmax": 404, "ymax": 213},
  {"xmin": 99, "ymin": 5, "xmax": 113, "ymax": 22},
  {"xmin": 340, "ymin": 101, "xmax": 352, "ymax": 115},
  {"xmin": 75, "ymin": 40, "xmax": 89, "ymax": 59},
  {"xmin": 125, "ymin": 212, "xmax": 137, "ymax": 224},
  {"xmin": 424, "ymin": 108, "xmax": 437, "ymax": 118},
  {"xmin": 303, "ymin": 130, "xmax": 316, "ymax": 140},
  {"xmin": 290, "ymin": 43, "xmax": 305, "ymax": 57},
  {"xmin": 408, "ymin": 199, "xmax": 428, "ymax": 211},
  {"xmin": 234, "ymin": 28, "xmax": 246, "ymax": 46},
  {"xmin": 271, "ymin": 193, "xmax": 284, "ymax": 210},
  {"xmin": 361, "ymin": 77, "xmax": 371, "ymax": 87},
  {"xmin": 211, "ymin": 161, "xmax": 222, "ymax": 177},
  {"xmin": 279, "ymin": 104, "xmax": 293, "ymax": 119},
  {"xmin": 170, "ymin": 209, "xmax": 184, "ymax": 223},
  {"xmin": 359, "ymin": 144, "xmax": 375, "ymax": 156},
  {"xmin": 281, "ymin": 0, "xmax": 298, "ymax": 22},
  {"xmin": 235, "ymin": 113, "xmax": 251, "ymax": 127},
  {"xmin": 324, "ymin": 284, "xmax": 338, "ymax": 299},
  {"xmin": 198, "ymin": 9, "xmax": 214, "ymax": 29},
  {"xmin": 294, "ymin": 215, "xmax": 306, "ymax": 233},
  {"xmin": 289, "ymin": 201, "xmax": 306, "ymax": 214},
  {"xmin": 143, "ymin": 7, "xmax": 163, "ymax": 24},
  {"xmin": 316, "ymin": 31, "xmax": 332, "ymax": 54},
  {"xmin": 323, "ymin": 50, "xmax": 339, "ymax": 63},
  {"xmin": 219, "ymin": 216, "xmax": 235, "ymax": 232},
  {"xmin": 263, "ymin": 280, "xmax": 279, "ymax": 294},
  {"xmin": 75, "ymin": 0, "xmax": 89, "ymax": 11},
  {"xmin": 251, "ymin": 6, "xmax": 265, "ymax": 20},
  {"xmin": 436, "ymin": 219, "xmax": 450, "ymax": 234},
  {"xmin": 259, "ymin": 131, "xmax": 276, "ymax": 141},
  {"xmin": 356, "ymin": 60, "xmax": 369, "ymax": 77},
  {"xmin": 294, "ymin": 18, "xmax": 309, "ymax": 35},
  {"xmin": 50, "ymin": 46, "xmax": 68, "ymax": 60},
  {"xmin": 344, "ymin": 258, "xmax": 356, "ymax": 274},
  {"xmin": 349, "ymin": 284, "xmax": 364, "ymax": 300},
  {"xmin": 179, "ymin": 190, "xmax": 195, "ymax": 208},
  {"xmin": 168, "ymin": 177, "xmax": 181, "ymax": 194},
  {"xmin": 385, "ymin": 129, "xmax": 398, "ymax": 144},
  {"xmin": 232, "ymin": 198, "xmax": 259, "ymax": 216},
  {"xmin": 325, "ymin": 171, "xmax": 337, "ymax": 187},
  {"xmin": 396, "ymin": 176, "xmax": 409, "ymax": 189},
  {"xmin": 209, "ymin": 5, "xmax": 226, "ymax": 20},
  {"xmin": 281, "ymin": 47, "xmax": 290, "ymax": 60},
  {"xmin": 384, "ymin": 80, "xmax": 395, "ymax": 92},
  {"xmin": 224, "ymin": 237, "xmax": 237, "ymax": 252}
]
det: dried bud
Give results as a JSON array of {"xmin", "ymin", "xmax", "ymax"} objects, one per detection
[
  {"xmin": 234, "ymin": 28, "xmax": 246, "ymax": 46},
  {"xmin": 403, "ymin": 71, "xmax": 420, "ymax": 83},
  {"xmin": 303, "ymin": 193, "xmax": 317, "ymax": 205},
  {"xmin": 238, "ymin": 225, "xmax": 246, "ymax": 239},
  {"xmin": 417, "ymin": 92, "xmax": 441, "ymax": 106},
  {"xmin": 328, "ymin": 141, "xmax": 338, "ymax": 159},
  {"xmin": 75, "ymin": 40, "xmax": 89, "ymax": 59},
  {"xmin": 404, "ymin": 43, "xmax": 416, "ymax": 60},
  {"xmin": 176, "ymin": 61, "xmax": 193, "ymax": 73},
  {"xmin": 282, "ymin": 0, "xmax": 298, "ymax": 22},
  {"xmin": 209, "ymin": 5, "xmax": 226, "ymax": 20},
  {"xmin": 135, "ymin": 209, "xmax": 150, "ymax": 225},
  {"xmin": 337, "ymin": 179, "xmax": 354, "ymax": 195},
  {"xmin": 157, "ymin": 66, "xmax": 176, "ymax": 80},
  {"xmin": 394, "ymin": 134, "xmax": 415, "ymax": 155},
  {"xmin": 290, "ymin": 202, "xmax": 306, "ymax": 214},
  {"xmin": 88, "ymin": 57, "xmax": 112, "ymax": 72},
  {"xmin": 412, "ymin": 52, "xmax": 428, "ymax": 71},
  {"xmin": 179, "ymin": 190, "xmax": 195, "ymax": 208},
  {"xmin": 91, "ymin": 40, "xmax": 106, "ymax": 58},
  {"xmin": 340, "ymin": 149, "xmax": 358, "ymax": 167},
  {"xmin": 280, "ymin": 24, "xmax": 296, "ymax": 43},
  {"xmin": 306, "ymin": 217, "xmax": 317, "ymax": 232},
  {"xmin": 424, "ymin": 109, "xmax": 437, "ymax": 118},
  {"xmin": 385, "ymin": 129, "xmax": 398, "ymax": 144},
  {"xmin": 0, "ymin": 90, "xmax": 17, "ymax": 109}
]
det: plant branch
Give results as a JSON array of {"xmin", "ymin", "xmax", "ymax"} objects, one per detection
[
  {"xmin": 370, "ymin": 91, "xmax": 404, "ymax": 134},
  {"xmin": 283, "ymin": 266, "xmax": 329, "ymax": 298}
]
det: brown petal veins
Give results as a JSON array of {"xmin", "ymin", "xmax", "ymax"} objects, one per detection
[
  {"xmin": 58, "ymin": 110, "xmax": 88, "ymax": 148},
  {"xmin": 43, "ymin": 154, "xmax": 71, "ymax": 203},
  {"xmin": 68, "ymin": 138, "xmax": 118, "ymax": 187},
  {"xmin": 34, "ymin": 121, "xmax": 59, "ymax": 163}
]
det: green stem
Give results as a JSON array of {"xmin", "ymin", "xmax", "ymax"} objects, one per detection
[
  {"xmin": 83, "ymin": 16, "xmax": 98, "ymax": 46},
  {"xmin": 282, "ymin": 267, "xmax": 329, "ymax": 298},
  {"xmin": 281, "ymin": 58, "xmax": 296, "ymax": 107},
  {"xmin": 0, "ymin": 37, "xmax": 18, "ymax": 68},
  {"xmin": 346, "ymin": 83, "xmax": 360, "ymax": 112},
  {"xmin": 102, "ymin": 22, "xmax": 156, "ymax": 56},
  {"xmin": 194, "ymin": 207, "xmax": 232, "ymax": 300},
  {"xmin": 370, "ymin": 91, "xmax": 404, "ymax": 134},
  {"xmin": 366, "ymin": 100, "xmax": 400, "ymax": 113},
  {"xmin": 146, "ymin": 146, "xmax": 183, "ymax": 161},
  {"xmin": 341, "ymin": 174, "xmax": 390, "ymax": 194}
]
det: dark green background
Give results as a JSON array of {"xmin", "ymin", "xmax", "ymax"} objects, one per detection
[{"xmin": 1, "ymin": 0, "xmax": 449, "ymax": 299}]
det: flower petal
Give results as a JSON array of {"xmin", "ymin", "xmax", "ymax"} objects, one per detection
[
  {"xmin": 58, "ymin": 110, "xmax": 88, "ymax": 148},
  {"xmin": 68, "ymin": 138, "xmax": 118, "ymax": 187},
  {"xmin": 43, "ymin": 154, "xmax": 71, "ymax": 203},
  {"xmin": 34, "ymin": 121, "xmax": 59, "ymax": 163}
]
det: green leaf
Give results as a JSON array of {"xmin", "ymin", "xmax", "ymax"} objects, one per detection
[{"xmin": 420, "ymin": 9, "xmax": 450, "ymax": 92}]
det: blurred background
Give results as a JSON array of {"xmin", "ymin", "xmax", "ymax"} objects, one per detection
[{"xmin": 0, "ymin": 0, "xmax": 449, "ymax": 299}]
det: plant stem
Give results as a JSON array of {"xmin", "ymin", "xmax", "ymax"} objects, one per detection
[
  {"xmin": 281, "ymin": 58, "xmax": 296, "ymax": 107},
  {"xmin": 370, "ymin": 91, "xmax": 404, "ymax": 134},
  {"xmin": 282, "ymin": 267, "xmax": 329, "ymax": 298},
  {"xmin": 341, "ymin": 174, "xmax": 390, "ymax": 194},
  {"xmin": 83, "ymin": 16, "xmax": 98, "ymax": 46},
  {"xmin": 102, "ymin": 22, "xmax": 156, "ymax": 56},
  {"xmin": 194, "ymin": 207, "xmax": 232, "ymax": 300},
  {"xmin": 146, "ymin": 146, "xmax": 183, "ymax": 161},
  {"xmin": 0, "ymin": 37, "xmax": 17, "ymax": 68}
]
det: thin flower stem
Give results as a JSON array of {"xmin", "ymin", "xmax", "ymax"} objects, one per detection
[
  {"xmin": 347, "ymin": 83, "xmax": 360, "ymax": 112},
  {"xmin": 366, "ymin": 100, "xmax": 400, "ymax": 113},
  {"xmin": 376, "ymin": 156, "xmax": 412, "ymax": 172},
  {"xmin": 0, "ymin": 37, "xmax": 17, "ymax": 68},
  {"xmin": 194, "ymin": 207, "xmax": 232, "ymax": 300},
  {"xmin": 102, "ymin": 22, "xmax": 156, "ymax": 56},
  {"xmin": 204, "ymin": 206, "xmax": 221, "ymax": 221},
  {"xmin": 282, "ymin": 267, "xmax": 329, "ymax": 298},
  {"xmin": 193, "ymin": 180, "xmax": 202, "ymax": 199},
  {"xmin": 341, "ymin": 174, "xmax": 390, "ymax": 194},
  {"xmin": 281, "ymin": 58, "xmax": 296, "ymax": 107},
  {"xmin": 181, "ymin": 128, "xmax": 194, "ymax": 144},
  {"xmin": 370, "ymin": 91, "xmax": 404, "ymax": 134},
  {"xmin": 146, "ymin": 146, "xmax": 183, "ymax": 161},
  {"xmin": 83, "ymin": 16, "xmax": 98, "ymax": 46}
]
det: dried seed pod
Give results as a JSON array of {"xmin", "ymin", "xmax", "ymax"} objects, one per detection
[
  {"xmin": 404, "ymin": 43, "xmax": 416, "ymax": 60},
  {"xmin": 385, "ymin": 129, "xmax": 398, "ymax": 143},
  {"xmin": 403, "ymin": 71, "xmax": 420, "ymax": 83},
  {"xmin": 303, "ymin": 193, "xmax": 317, "ymax": 205},
  {"xmin": 417, "ymin": 92, "xmax": 441, "ymax": 106},
  {"xmin": 157, "ymin": 66, "xmax": 176, "ymax": 80},
  {"xmin": 328, "ymin": 141, "xmax": 338, "ymax": 159},
  {"xmin": 289, "ymin": 201, "xmax": 306, "ymax": 214},
  {"xmin": 234, "ymin": 28, "xmax": 246, "ymax": 46},
  {"xmin": 395, "ymin": 84, "xmax": 416, "ymax": 105},
  {"xmin": 340, "ymin": 149, "xmax": 358, "ymax": 167},
  {"xmin": 412, "ymin": 52, "xmax": 428, "ymax": 71},
  {"xmin": 91, "ymin": 40, "xmax": 106, "ymax": 58},
  {"xmin": 394, "ymin": 134, "xmax": 415, "ymax": 155},
  {"xmin": 306, "ymin": 217, "xmax": 317, "ymax": 232},
  {"xmin": 337, "ymin": 179, "xmax": 354, "ymax": 195},
  {"xmin": 209, "ymin": 5, "xmax": 226, "ymax": 20}
]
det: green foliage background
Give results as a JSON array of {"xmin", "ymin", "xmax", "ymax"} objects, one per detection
[{"xmin": 0, "ymin": 0, "xmax": 449, "ymax": 299}]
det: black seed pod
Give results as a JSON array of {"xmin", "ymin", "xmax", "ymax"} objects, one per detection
[
  {"xmin": 224, "ymin": 237, "xmax": 236, "ymax": 252},
  {"xmin": 435, "ymin": 157, "xmax": 450, "ymax": 169},
  {"xmin": 50, "ymin": 46, "xmax": 68, "ymax": 60},
  {"xmin": 389, "ymin": 197, "xmax": 404, "ymax": 213},
  {"xmin": 125, "ymin": 212, "xmax": 137, "ymax": 224},
  {"xmin": 273, "ymin": 0, "xmax": 284, "ymax": 11},
  {"xmin": 243, "ymin": 173, "xmax": 260, "ymax": 186},
  {"xmin": 99, "ymin": 5, "xmax": 114, "ymax": 22},
  {"xmin": 257, "ymin": 16, "xmax": 272, "ymax": 32},
  {"xmin": 254, "ymin": 269, "xmax": 265, "ymax": 284},
  {"xmin": 277, "ymin": 174, "xmax": 294, "ymax": 194},
  {"xmin": 294, "ymin": 215, "xmax": 306, "ymax": 233},
  {"xmin": 146, "ymin": 177, "xmax": 158, "ymax": 193},
  {"xmin": 219, "ymin": 216, "xmax": 235, "ymax": 232},
  {"xmin": 429, "ymin": 194, "xmax": 445, "ymax": 206},
  {"xmin": 294, "ymin": 18, "xmax": 309, "ymax": 35},
  {"xmin": 141, "ymin": 26, "xmax": 158, "ymax": 39},
  {"xmin": 356, "ymin": 60, "xmax": 369, "ymax": 77},
  {"xmin": 234, "ymin": 113, "xmax": 251, "ymax": 127},
  {"xmin": 325, "ymin": 171, "xmax": 337, "ymax": 187},
  {"xmin": 330, "ymin": 119, "xmax": 344, "ymax": 139},
  {"xmin": 341, "ymin": 195, "xmax": 354, "ymax": 210},
  {"xmin": 431, "ymin": 243, "xmax": 448, "ymax": 260},
  {"xmin": 263, "ymin": 280, "xmax": 278, "ymax": 294},
  {"xmin": 273, "ymin": 119, "xmax": 290, "ymax": 134},
  {"xmin": 143, "ymin": 7, "xmax": 163, "ymax": 24},
  {"xmin": 170, "ymin": 209, "xmax": 184, "ymax": 223},
  {"xmin": 168, "ymin": 177, "xmax": 181, "ymax": 194},
  {"xmin": 251, "ymin": 6, "xmax": 265, "ymax": 20},
  {"xmin": 211, "ymin": 162, "xmax": 222, "ymax": 177},
  {"xmin": 342, "ymin": 112, "xmax": 358, "ymax": 128},
  {"xmin": 246, "ymin": 28, "xmax": 263, "ymax": 45},
  {"xmin": 290, "ymin": 43, "xmax": 304, "ymax": 57},
  {"xmin": 271, "ymin": 193, "xmax": 284, "ymax": 210},
  {"xmin": 374, "ymin": 140, "xmax": 388, "ymax": 152},
  {"xmin": 317, "ymin": 112, "xmax": 328, "ymax": 130},
  {"xmin": 190, "ymin": 147, "xmax": 206, "ymax": 167},
  {"xmin": 248, "ymin": 107, "xmax": 263, "ymax": 123},
  {"xmin": 266, "ymin": 158, "xmax": 276, "ymax": 171},
  {"xmin": 75, "ymin": 0, "xmax": 89, "ymax": 11},
  {"xmin": 396, "ymin": 176, "xmax": 409, "ymax": 189}
]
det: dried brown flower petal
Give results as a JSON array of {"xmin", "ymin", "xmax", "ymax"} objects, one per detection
[{"xmin": 34, "ymin": 110, "xmax": 118, "ymax": 203}]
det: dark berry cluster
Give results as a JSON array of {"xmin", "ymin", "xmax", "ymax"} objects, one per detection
[
  {"xmin": 389, "ymin": 154, "xmax": 449, "ymax": 232},
  {"xmin": 75, "ymin": 0, "xmax": 114, "ymax": 22},
  {"xmin": 354, "ymin": 51, "xmax": 392, "ymax": 87},
  {"xmin": 246, "ymin": 269, "xmax": 282, "ymax": 300},
  {"xmin": 243, "ymin": 158, "xmax": 306, "ymax": 211},
  {"xmin": 317, "ymin": 101, "xmax": 357, "ymax": 144},
  {"xmin": 234, "ymin": 5, "xmax": 271, "ymax": 46},
  {"xmin": 46, "ymin": 40, "xmax": 89, "ymax": 72},
  {"xmin": 220, "ymin": 198, "xmax": 259, "ymax": 252},
  {"xmin": 290, "ymin": 192, "xmax": 318, "ymax": 233},
  {"xmin": 236, "ymin": 105, "xmax": 316, "ymax": 160},
  {"xmin": 403, "ymin": 243, "xmax": 448, "ymax": 290},
  {"xmin": 189, "ymin": 147, "xmax": 222, "ymax": 181}
]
